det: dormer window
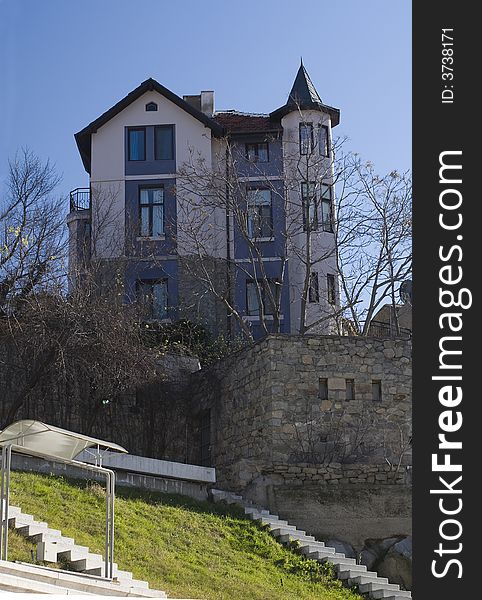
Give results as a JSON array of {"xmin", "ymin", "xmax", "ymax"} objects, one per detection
[{"xmin": 145, "ymin": 102, "xmax": 158, "ymax": 112}]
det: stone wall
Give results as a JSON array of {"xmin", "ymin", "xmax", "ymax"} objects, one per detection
[{"xmin": 189, "ymin": 334, "xmax": 412, "ymax": 546}]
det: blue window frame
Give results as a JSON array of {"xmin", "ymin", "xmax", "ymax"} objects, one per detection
[
  {"xmin": 247, "ymin": 188, "xmax": 272, "ymax": 238},
  {"xmin": 246, "ymin": 142, "xmax": 269, "ymax": 163},
  {"xmin": 246, "ymin": 279, "xmax": 279, "ymax": 316},
  {"xmin": 128, "ymin": 128, "xmax": 146, "ymax": 161},
  {"xmin": 154, "ymin": 125, "xmax": 174, "ymax": 160},
  {"xmin": 139, "ymin": 187, "xmax": 164, "ymax": 236},
  {"xmin": 137, "ymin": 279, "xmax": 168, "ymax": 320}
]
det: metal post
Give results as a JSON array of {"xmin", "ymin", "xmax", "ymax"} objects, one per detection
[
  {"xmin": 104, "ymin": 471, "xmax": 110, "ymax": 578},
  {"xmin": 109, "ymin": 469, "xmax": 115, "ymax": 579},
  {"xmin": 104, "ymin": 469, "xmax": 115, "ymax": 578},
  {"xmin": 0, "ymin": 445, "xmax": 6, "ymax": 560},
  {"xmin": 0, "ymin": 445, "xmax": 12, "ymax": 561}
]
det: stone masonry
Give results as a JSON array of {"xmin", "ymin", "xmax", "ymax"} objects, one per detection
[{"xmin": 188, "ymin": 334, "xmax": 412, "ymax": 548}]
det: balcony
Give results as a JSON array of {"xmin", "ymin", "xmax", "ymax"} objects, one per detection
[
  {"xmin": 367, "ymin": 320, "xmax": 412, "ymax": 340},
  {"xmin": 70, "ymin": 188, "xmax": 90, "ymax": 212}
]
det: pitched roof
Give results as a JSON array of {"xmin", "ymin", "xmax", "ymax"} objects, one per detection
[
  {"xmin": 288, "ymin": 62, "xmax": 323, "ymax": 105},
  {"xmin": 270, "ymin": 63, "xmax": 340, "ymax": 126},
  {"xmin": 213, "ymin": 111, "xmax": 282, "ymax": 134},
  {"xmin": 75, "ymin": 78, "xmax": 224, "ymax": 174}
]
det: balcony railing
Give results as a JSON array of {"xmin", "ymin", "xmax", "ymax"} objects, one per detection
[
  {"xmin": 70, "ymin": 188, "xmax": 90, "ymax": 212},
  {"xmin": 367, "ymin": 320, "xmax": 412, "ymax": 340}
]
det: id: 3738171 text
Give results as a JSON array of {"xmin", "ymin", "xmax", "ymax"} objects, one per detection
[{"xmin": 441, "ymin": 28, "xmax": 454, "ymax": 104}]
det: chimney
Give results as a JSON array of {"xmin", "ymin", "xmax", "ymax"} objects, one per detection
[{"xmin": 200, "ymin": 91, "xmax": 214, "ymax": 117}]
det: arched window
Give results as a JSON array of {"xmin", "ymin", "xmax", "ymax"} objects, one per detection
[{"xmin": 145, "ymin": 102, "xmax": 158, "ymax": 112}]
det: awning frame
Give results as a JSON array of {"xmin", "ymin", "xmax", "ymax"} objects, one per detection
[{"xmin": 0, "ymin": 420, "xmax": 128, "ymax": 579}]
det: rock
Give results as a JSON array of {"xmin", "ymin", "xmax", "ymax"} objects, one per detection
[
  {"xmin": 360, "ymin": 536, "xmax": 403, "ymax": 569},
  {"xmin": 325, "ymin": 539, "xmax": 356, "ymax": 559},
  {"xmin": 377, "ymin": 536, "xmax": 412, "ymax": 590}
]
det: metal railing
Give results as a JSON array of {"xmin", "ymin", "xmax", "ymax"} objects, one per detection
[
  {"xmin": 70, "ymin": 188, "xmax": 90, "ymax": 212},
  {"xmin": 368, "ymin": 320, "xmax": 412, "ymax": 339}
]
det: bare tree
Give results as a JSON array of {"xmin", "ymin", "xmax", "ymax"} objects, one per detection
[
  {"xmin": 0, "ymin": 151, "xmax": 162, "ymax": 430},
  {"xmin": 334, "ymin": 153, "xmax": 412, "ymax": 335},
  {"xmin": 0, "ymin": 149, "xmax": 65, "ymax": 313},
  {"xmin": 174, "ymin": 121, "xmax": 411, "ymax": 340}
]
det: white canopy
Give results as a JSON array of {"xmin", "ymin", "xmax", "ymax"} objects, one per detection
[{"xmin": 0, "ymin": 420, "xmax": 127, "ymax": 461}]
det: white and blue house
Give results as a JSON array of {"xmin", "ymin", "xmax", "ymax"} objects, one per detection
[{"xmin": 69, "ymin": 64, "xmax": 340, "ymax": 339}]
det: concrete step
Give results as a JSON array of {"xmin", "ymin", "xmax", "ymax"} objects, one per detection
[
  {"xmin": 57, "ymin": 546, "xmax": 92, "ymax": 562},
  {"xmin": 381, "ymin": 595, "xmax": 412, "ymax": 600},
  {"xmin": 348, "ymin": 574, "xmax": 389, "ymax": 587},
  {"xmin": 259, "ymin": 517, "xmax": 290, "ymax": 527},
  {"xmin": 370, "ymin": 589, "xmax": 411, "ymax": 599},
  {"xmin": 358, "ymin": 581, "xmax": 400, "ymax": 595},
  {"xmin": 270, "ymin": 526, "xmax": 301, "ymax": 536},
  {"xmin": 323, "ymin": 555, "xmax": 360, "ymax": 569},
  {"xmin": 244, "ymin": 507, "xmax": 269, "ymax": 516},
  {"xmin": 8, "ymin": 513, "xmax": 34, "ymax": 527},
  {"xmin": 0, "ymin": 571, "xmax": 92, "ymax": 595},
  {"xmin": 300, "ymin": 543, "xmax": 335, "ymax": 555},
  {"xmin": 37, "ymin": 538, "xmax": 81, "ymax": 562},
  {"xmin": 17, "ymin": 523, "xmax": 61, "ymax": 539},
  {"xmin": 0, "ymin": 560, "xmax": 167, "ymax": 597},
  {"xmin": 82, "ymin": 564, "xmax": 137, "ymax": 583},
  {"xmin": 312, "ymin": 553, "xmax": 357, "ymax": 567},
  {"xmin": 70, "ymin": 554, "xmax": 105, "ymax": 572},
  {"xmin": 278, "ymin": 532, "xmax": 316, "ymax": 543},
  {"xmin": 32, "ymin": 531, "xmax": 75, "ymax": 545},
  {"xmin": 337, "ymin": 565, "xmax": 370, "ymax": 578}
]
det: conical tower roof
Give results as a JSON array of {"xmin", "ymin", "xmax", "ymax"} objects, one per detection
[
  {"xmin": 287, "ymin": 60, "xmax": 323, "ymax": 106},
  {"xmin": 270, "ymin": 61, "xmax": 340, "ymax": 126}
]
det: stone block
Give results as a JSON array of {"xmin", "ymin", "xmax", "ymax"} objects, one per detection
[{"xmin": 328, "ymin": 377, "xmax": 346, "ymax": 390}]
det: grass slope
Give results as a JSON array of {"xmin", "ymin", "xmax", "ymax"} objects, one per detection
[{"xmin": 9, "ymin": 471, "xmax": 362, "ymax": 600}]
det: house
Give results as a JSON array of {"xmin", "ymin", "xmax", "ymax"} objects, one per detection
[{"xmin": 68, "ymin": 63, "xmax": 341, "ymax": 339}]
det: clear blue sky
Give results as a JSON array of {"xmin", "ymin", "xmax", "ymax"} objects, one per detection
[{"xmin": 0, "ymin": 0, "xmax": 411, "ymax": 199}]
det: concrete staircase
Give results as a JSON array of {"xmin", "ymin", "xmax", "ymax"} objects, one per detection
[
  {"xmin": 2, "ymin": 505, "xmax": 176, "ymax": 597},
  {"xmin": 211, "ymin": 489, "xmax": 412, "ymax": 600}
]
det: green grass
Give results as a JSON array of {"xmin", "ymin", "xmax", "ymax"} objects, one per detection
[{"xmin": 9, "ymin": 471, "xmax": 362, "ymax": 600}]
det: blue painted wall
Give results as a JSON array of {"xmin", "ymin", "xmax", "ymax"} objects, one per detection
[
  {"xmin": 230, "ymin": 137, "xmax": 283, "ymax": 179},
  {"xmin": 124, "ymin": 258, "xmax": 179, "ymax": 322}
]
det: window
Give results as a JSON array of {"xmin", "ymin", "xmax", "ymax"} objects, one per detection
[
  {"xmin": 145, "ymin": 102, "xmax": 158, "ymax": 111},
  {"xmin": 327, "ymin": 274, "xmax": 336, "ymax": 305},
  {"xmin": 319, "ymin": 125, "xmax": 330, "ymax": 157},
  {"xmin": 154, "ymin": 125, "xmax": 174, "ymax": 160},
  {"xmin": 245, "ymin": 142, "xmax": 269, "ymax": 163},
  {"xmin": 246, "ymin": 279, "xmax": 279, "ymax": 316},
  {"xmin": 320, "ymin": 183, "xmax": 333, "ymax": 232},
  {"xmin": 372, "ymin": 380, "xmax": 382, "ymax": 402},
  {"xmin": 319, "ymin": 378, "xmax": 328, "ymax": 400},
  {"xmin": 309, "ymin": 272, "xmax": 319, "ymax": 303},
  {"xmin": 139, "ymin": 187, "xmax": 164, "ymax": 236},
  {"xmin": 137, "ymin": 279, "xmax": 168, "ymax": 320},
  {"xmin": 128, "ymin": 128, "xmax": 146, "ymax": 161},
  {"xmin": 346, "ymin": 379, "xmax": 355, "ymax": 401},
  {"xmin": 301, "ymin": 182, "xmax": 318, "ymax": 230},
  {"xmin": 299, "ymin": 123, "xmax": 314, "ymax": 155},
  {"xmin": 247, "ymin": 189, "xmax": 272, "ymax": 238}
]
